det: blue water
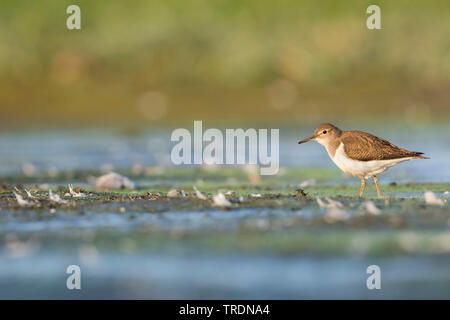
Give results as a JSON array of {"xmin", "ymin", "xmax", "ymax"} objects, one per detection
[
  {"xmin": 1, "ymin": 253, "xmax": 448, "ymax": 299},
  {"xmin": 0, "ymin": 125, "xmax": 448, "ymax": 182}
]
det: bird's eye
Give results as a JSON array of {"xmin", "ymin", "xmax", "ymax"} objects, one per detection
[{"xmin": 322, "ymin": 130, "xmax": 327, "ymax": 134}]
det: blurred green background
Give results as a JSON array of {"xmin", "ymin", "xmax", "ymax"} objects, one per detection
[{"xmin": 0, "ymin": 0, "xmax": 449, "ymax": 129}]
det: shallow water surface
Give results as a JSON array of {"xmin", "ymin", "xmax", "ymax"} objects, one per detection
[
  {"xmin": 1, "ymin": 252, "xmax": 449, "ymax": 299},
  {"xmin": 0, "ymin": 125, "xmax": 448, "ymax": 182},
  {"xmin": 0, "ymin": 125, "xmax": 448, "ymax": 299}
]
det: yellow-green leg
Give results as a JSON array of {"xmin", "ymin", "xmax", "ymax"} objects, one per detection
[
  {"xmin": 359, "ymin": 177, "xmax": 366, "ymax": 198},
  {"xmin": 373, "ymin": 176, "xmax": 383, "ymax": 199}
]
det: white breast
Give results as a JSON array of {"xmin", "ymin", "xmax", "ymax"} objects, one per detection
[{"xmin": 329, "ymin": 143, "xmax": 413, "ymax": 179}]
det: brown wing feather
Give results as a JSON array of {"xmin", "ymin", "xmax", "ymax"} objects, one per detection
[{"xmin": 341, "ymin": 131, "xmax": 426, "ymax": 161}]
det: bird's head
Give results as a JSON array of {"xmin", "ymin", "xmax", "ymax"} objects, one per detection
[{"xmin": 298, "ymin": 123, "xmax": 342, "ymax": 146}]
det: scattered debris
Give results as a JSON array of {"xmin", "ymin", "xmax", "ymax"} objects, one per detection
[
  {"xmin": 145, "ymin": 192, "xmax": 162, "ymax": 200},
  {"xmin": 65, "ymin": 184, "xmax": 86, "ymax": 198},
  {"xmin": 316, "ymin": 198, "xmax": 328, "ymax": 208},
  {"xmin": 95, "ymin": 172, "xmax": 136, "ymax": 190},
  {"xmin": 250, "ymin": 193, "xmax": 262, "ymax": 198},
  {"xmin": 424, "ymin": 191, "xmax": 444, "ymax": 206},
  {"xmin": 326, "ymin": 197, "xmax": 343, "ymax": 207},
  {"xmin": 49, "ymin": 190, "xmax": 68, "ymax": 204},
  {"xmin": 14, "ymin": 192, "xmax": 33, "ymax": 207},
  {"xmin": 360, "ymin": 201, "xmax": 380, "ymax": 215},
  {"xmin": 193, "ymin": 186, "xmax": 207, "ymax": 200},
  {"xmin": 213, "ymin": 192, "xmax": 232, "ymax": 207},
  {"xmin": 167, "ymin": 189, "xmax": 186, "ymax": 197},
  {"xmin": 316, "ymin": 197, "xmax": 348, "ymax": 222},
  {"xmin": 296, "ymin": 188, "xmax": 307, "ymax": 197},
  {"xmin": 299, "ymin": 179, "xmax": 316, "ymax": 188},
  {"xmin": 317, "ymin": 197, "xmax": 343, "ymax": 208},
  {"xmin": 24, "ymin": 189, "xmax": 35, "ymax": 198},
  {"xmin": 167, "ymin": 189, "xmax": 177, "ymax": 197}
]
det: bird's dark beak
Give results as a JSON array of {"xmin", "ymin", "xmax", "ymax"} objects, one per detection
[{"xmin": 298, "ymin": 135, "xmax": 316, "ymax": 144}]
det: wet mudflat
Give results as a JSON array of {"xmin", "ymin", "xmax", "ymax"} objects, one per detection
[{"xmin": 0, "ymin": 168, "xmax": 448, "ymax": 299}]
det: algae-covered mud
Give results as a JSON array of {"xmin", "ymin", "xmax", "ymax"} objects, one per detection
[{"xmin": 0, "ymin": 163, "xmax": 449, "ymax": 299}]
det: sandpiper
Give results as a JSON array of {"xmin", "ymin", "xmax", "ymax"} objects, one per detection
[{"xmin": 298, "ymin": 123, "xmax": 429, "ymax": 198}]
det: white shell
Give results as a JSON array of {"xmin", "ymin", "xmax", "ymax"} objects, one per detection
[{"xmin": 95, "ymin": 172, "xmax": 136, "ymax": 190}]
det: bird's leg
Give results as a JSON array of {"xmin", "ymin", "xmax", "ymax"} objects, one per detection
[
  {"xmin": 359, "ymin": 177, "xmax": 366, "ymax": 198},
  {"xmin": 373, "ymin": 176, "xmax": 383, "ymax": 199}
]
